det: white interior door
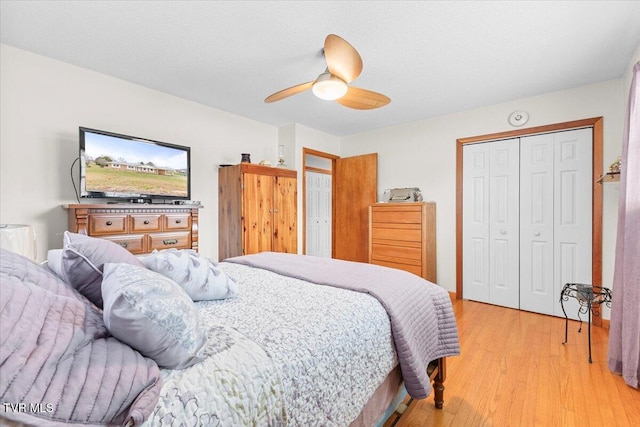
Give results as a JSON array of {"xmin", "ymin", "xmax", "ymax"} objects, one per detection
[
  {"xmin": 520, "ymin": 128, "xmax": 592, "ymax": 318},
  {"xmin": 553, "ymin": 128, "xmax": 593, "ymax": 318},
  {"xmin": 306, "ymin": 171, "xmax": 332, "ymax": 258},
  {"xmin": 489, "ymin": 139, "xmax": 520, "ymax": 309},
  {"xmin": 463, "ymin": 143, "xmax": 490, "ymax": 303},
  {"xmin": 520, "ymin": 134, "xmax": 556, "ymax": 315}
]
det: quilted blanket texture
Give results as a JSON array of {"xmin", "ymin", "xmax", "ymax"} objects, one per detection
[
  {"xmin": 226, "ymin": 252, "xmax": 461, "ymax": 399},
  {"xmin": 0, "ymin": 249, "xmax": 162, "ymax": 426}
]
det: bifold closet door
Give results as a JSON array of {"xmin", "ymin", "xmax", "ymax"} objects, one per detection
[
  {"xmin": 463, "ymin": 138, "xmax": 520, "ymax": 309},
  {"xmin": 519, "ymin": 128, "xmax": 592, "ymax": 317},
  {"xmin": 306, "ymin": 171, "xmax": 332, "ymax": 258}
]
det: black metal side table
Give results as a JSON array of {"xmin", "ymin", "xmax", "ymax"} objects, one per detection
[{"xmin": 560, "ymin": 283, "xmax": 612, "ymax": 363}]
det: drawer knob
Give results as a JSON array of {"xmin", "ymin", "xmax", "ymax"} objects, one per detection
[
  {"xmin": 175, "ymin": 219, "xmax": 182, "ymax": 224},
  {"xmin": 119, "ymin": 242, "xmax": 129, "ymax": 248},
  {"xmin": 106, "ymin": 221, "xmax": 113, "ymax": 226},
  {"xmin": 163, "ymin": 239, "xmax": 178, "ymax": 245},
  {"xmin": 144, "ymin": 220, "xmax": 150, "ymax": 225}
]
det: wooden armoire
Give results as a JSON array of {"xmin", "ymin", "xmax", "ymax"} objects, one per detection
[{"xmin": 218, "ymin": 163, "xmax": 297, "ymax": 260}]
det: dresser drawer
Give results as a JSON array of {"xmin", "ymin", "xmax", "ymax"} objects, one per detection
[
  {"xmin": 371, "ymin": 209, "xmax": 422, "ymax": 224},
  {"xmin": 149, "ymin": 232, "xmax": 191, "ymax": 251},
  {"xmin": 89, "ymin": 215, "xmax": 127, "ymax": 235},
  {"xmin": 371, "ymin": 225, "xmax": 421, "ymax": 242},
  {"xmin": 164, "ymin": 214, "xmax": 191, "ymax": 231},
  {"xmin": 102, "ymin": 234, "xmax": 145, "ymax": 254},
  {"xmin": 371, "ymin": 242, "xmax": 422, "ymax": 261},
  {"xmin": 370, "ymin": 259, "xmax": 423, "ymax": 277},
  {"xmin": 130, "ymin": 214, "xmax": 162, "ymax": 233}
]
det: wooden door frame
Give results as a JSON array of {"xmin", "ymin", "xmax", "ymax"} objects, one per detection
[
  {"xmin": 302, "ymin": 148, "xmax": 339, "ymax": 256},
  {"xmin": 456, "ymin": 117, "xmax": 604, "ymax": 325}
]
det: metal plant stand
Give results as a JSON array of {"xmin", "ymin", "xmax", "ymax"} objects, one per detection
[{"xmin": 560, "ymin": 283, "xmax": 612, "ymax": 363}]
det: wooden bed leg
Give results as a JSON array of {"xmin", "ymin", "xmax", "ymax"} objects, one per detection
[{"xmin": 434, "ymin": 357, "xmax": 447, "ymax": 409}]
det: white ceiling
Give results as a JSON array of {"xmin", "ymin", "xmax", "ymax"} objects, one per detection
[{"xmin": 2, "ymin": 1, "xmax": 640, "ymax": 137}]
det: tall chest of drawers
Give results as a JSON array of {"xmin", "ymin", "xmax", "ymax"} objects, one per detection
[
  {"xmin": 368, "ymin": 202, "xmax": 437, "ymax": 282},
  {"xmin": 64, "ymin": 204, "xmax": 202, "ymax": 255}
]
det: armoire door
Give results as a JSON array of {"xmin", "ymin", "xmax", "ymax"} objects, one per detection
[
  {"xmin": 520, "ymin": 128, "xmax": 593, "ymax": 317},
  {"xmin": 243, "ymin": 173, "xmax": 274, "ymax": 255},
  {"xmin": 273, "ymin": 175, "xmax": 297, "ymax": 254},
  {"xmin": 306, "ymin": 171, "xmax": 332, "ymax": 258}
]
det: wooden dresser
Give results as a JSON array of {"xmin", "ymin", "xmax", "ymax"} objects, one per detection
[
  {"xmin": 369, "ymin": 202, "xmax": 437, "ymax": 282},
  {"xmin": 64, "ymin": 204, "xmax": 202, "ymax": 255}
]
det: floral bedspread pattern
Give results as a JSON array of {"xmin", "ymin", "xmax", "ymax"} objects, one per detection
[
  {"xmin": 145, "ymin": 262, "xmax": 397, "ymax": 427},
  {"xmin": 146, "ymin": 324, "xmax": 286, "ymax": 427}
]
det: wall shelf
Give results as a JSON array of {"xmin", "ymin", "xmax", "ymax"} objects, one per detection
[{"xmin": 596, "ymin": 171, "xmax": 620, "ymax": 184}]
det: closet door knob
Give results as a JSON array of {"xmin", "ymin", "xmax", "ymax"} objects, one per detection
[
  {"xmin": 534, "ymin": 231, "xmax": 541, "ymax": 236},
  {"xmin": 500, "ymin": 229, "xmax": 507, "ymax": 235}
]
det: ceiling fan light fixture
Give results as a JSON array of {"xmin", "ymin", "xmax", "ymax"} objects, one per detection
[{"xmin": 312, "ymin": 72, "xmax": 348, "ymax": 100}]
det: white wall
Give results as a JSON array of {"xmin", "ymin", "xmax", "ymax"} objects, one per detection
[
  {"xmin": 0, "ymin": 44, "xmax": 279, "ymax": 262},
  {"xmin": 2, "ymin": 40, "xmax": 635, "ymax": 301},
  {"xmin": 341, "ymin": 80, "xmax": 625, "ymax": 296}
]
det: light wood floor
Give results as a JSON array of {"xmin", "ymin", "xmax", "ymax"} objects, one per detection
[{"xmin": 386, "ymin": 298, "xmax": 640, "ymax": 426}]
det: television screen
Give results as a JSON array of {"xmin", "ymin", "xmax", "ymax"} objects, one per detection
[{"xmin": 79, "ymin": 127, "xmax": 191, "ymax": 201}]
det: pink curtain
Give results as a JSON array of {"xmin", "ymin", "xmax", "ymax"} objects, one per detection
[{"xmin": 608, "ymin": 61, "xmax": 640, "ymax": 389}]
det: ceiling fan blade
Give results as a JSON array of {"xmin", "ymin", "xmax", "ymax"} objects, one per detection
[
  {"xmin": 324, "ymin": 34, "xmax": 363, "ymax": 83},
  {"xmin": 264, "ymin": 81, "xmax": 314, "ymax": 103},
  {"xmin": 336, "ymin": 87, "xmax": 390, "ymax": 110}
]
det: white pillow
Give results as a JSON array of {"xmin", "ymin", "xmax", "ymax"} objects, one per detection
[
  {"xmin": 141, "ymin": 249, "xmax": 238, "ymax": 301},
  {"xmin": 102, "ymin": 262, "xmax": 207, "ymax": 369},
  {"xmin": 46, "ymin": 249, "xmax": 64, "ymax": 277}
]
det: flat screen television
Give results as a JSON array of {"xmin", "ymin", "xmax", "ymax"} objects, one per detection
[{"xmin": 79, "ymin": 127, "xmax": 191, "ymax": 202}]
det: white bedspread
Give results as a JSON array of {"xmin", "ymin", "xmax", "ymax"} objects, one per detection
[{"xmin": 144, "ymin": 262, "xmax": 397, "ymax": 426}]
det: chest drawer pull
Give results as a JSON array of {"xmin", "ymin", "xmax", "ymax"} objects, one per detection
[
  {"xmin": 119, "ymin": 242, "xmax": 129, "ymax": 248},
  {"xmin": 163, "ymin": 239, "xmax": 178, "ymax": 245},
  {"xmin": 175, "ymin": 219, "xmax": 182, "ymax": 224},
  {"xmin": 106, "ymin": 221, "xmax": 113, "ymax": 226},
  {"xmin": 143, "ymin": 220, "xmax": 150, "ymax": 225}
]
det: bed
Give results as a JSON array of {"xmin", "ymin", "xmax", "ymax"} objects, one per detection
[{"xmin": 0, "ymin": 232, "xmax": 460, "ymax": 427}]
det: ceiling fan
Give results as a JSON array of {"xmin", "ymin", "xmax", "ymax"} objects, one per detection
[{"xmin": 264, "ymin": 34, "xmax": 390, "ymax": 110}]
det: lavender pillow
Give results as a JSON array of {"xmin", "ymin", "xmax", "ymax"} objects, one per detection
[
  {"xmin": 0, "ymin": 249, "xmax": 161, "ymax": 426},
  {"xmin": 61, "ymin": 231, "xmax": 145, "ymax": 308},
  {"xmin": 141, "ymin": 249, "xmax": 238, "ymax": 301},
  {"xmin": 102, "ymin": 263, "xmax": 207, "ymax": 369}
]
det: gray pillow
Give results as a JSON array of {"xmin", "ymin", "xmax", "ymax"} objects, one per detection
[
  {"xmin": 102, "ymin": 262, "xmax": 208, "ymax": 369},
  {"xmin": 141, "ymin": 249, "xmax": 238, "ymax": 301},
  {"xmin": 61, "ymin": 231, "xmax": 145, "ymax": 308}
]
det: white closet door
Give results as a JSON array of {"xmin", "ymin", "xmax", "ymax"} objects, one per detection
[
  {"xmin": 463, "ymin": 143, "xmax": 490, "ymax": 303},
  {"xmin": 318, "ymin": 173, "xmax": 332, "ymax": 258},
  {"xmin": 520, "ymin": 134, "xmax": 556, "ymax": 315},
  {"xmin": 520, "ymin": 128, "xmax": 592, "ymax": 317},
  {"xmin": 306, "ymin": 171, "xmax": 332, "ymax": 258},
  {"xmin": 553, "ymin": 128, "xmax": 593, "ymax": 317},
  {"xmin": 489, "ymin": 139, "xmax": 520, "ymax": 309}
]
